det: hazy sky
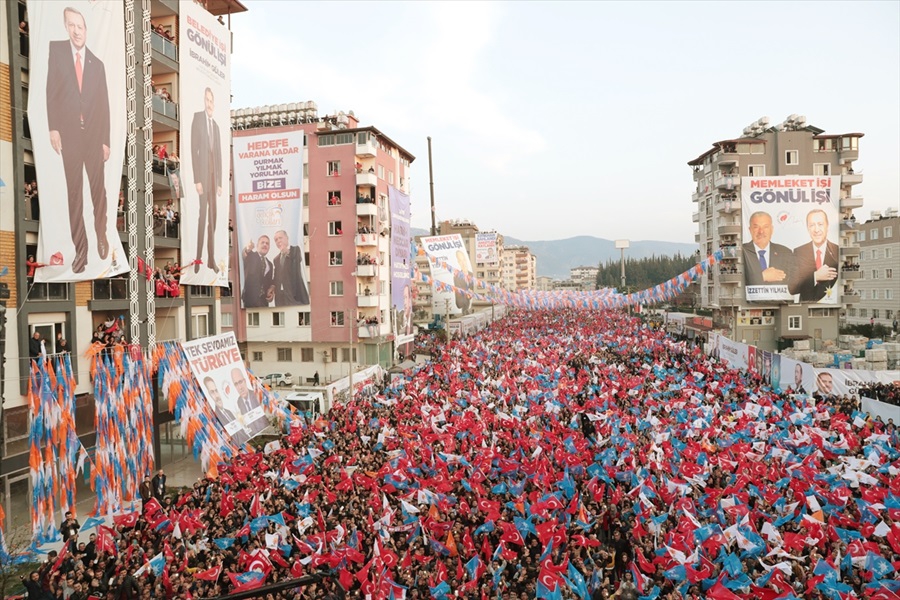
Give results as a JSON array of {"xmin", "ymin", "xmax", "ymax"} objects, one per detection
[{"xmin": 231, "ymin": 1, "xmax": 899, "ymax": 243}]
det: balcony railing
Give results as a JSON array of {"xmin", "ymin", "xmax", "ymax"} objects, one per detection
[
  {"xmin": 93, "ymin": 278, "xmax": 129, "ymax": 301},
  {"xmin": 152, "ymin": 95, "xmax": 179, "ymax": 120},
  {"xmin": 153, "ymin": 216, "xmax": 180, "ymax": 238},
  {"xmin": 151, "ymin": 31, "xmax": 178, "ymax": 61},
  {"xmin": 29, "ymin": 282, "xmax": 69, "ymax": 301}
]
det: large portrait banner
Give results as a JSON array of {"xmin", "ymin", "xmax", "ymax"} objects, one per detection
[
  {"xmin": 475, "ymin": 232, "xmax": 499, "ymax": 266},
  {"xmin": 28, "ymin": 1, "xmax": 129, "ymax": 282},
  {"xmin": 420, "ymin": 234, "xmax": 474, "ymax": 317},
  {"xmin": 233, "ymin": 130, "xmax": 308, "ymax": 308},
  {"xmin": 179, "ymin": 0, "xmax": 231, "ymax": 286},
  {"xmin": 389, "ymin": 187, "xmax": 413, "ymax": 340},
  {"xmin": 741, "ymin": 176, "xmax": 841, "ymax": 304}
]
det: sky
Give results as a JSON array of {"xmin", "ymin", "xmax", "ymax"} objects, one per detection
[{"xmin": 230, "ymin": 1, "xmax": 900, "ymax": 244}]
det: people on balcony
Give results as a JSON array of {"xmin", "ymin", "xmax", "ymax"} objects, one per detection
[
  {"xmin": 356, "ymin": 253, "xmax": 377, "ymax": 266},
  {"xmin": 356, "ymin": 195, "xmax": 375, "ymax": 204}
]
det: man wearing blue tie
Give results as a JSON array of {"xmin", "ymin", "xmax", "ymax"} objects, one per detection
[{"xmin": 741, "ymin": 211, "xmax": 793, "ymax": 287}]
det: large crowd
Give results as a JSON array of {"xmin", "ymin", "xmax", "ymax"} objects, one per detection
[{"xmin": 20, "ymin": 310, "xmax": 900, "ymax": 600}]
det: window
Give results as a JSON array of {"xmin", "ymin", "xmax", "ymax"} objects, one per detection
[
  {"xmin": 859, "ymin": 290, "xmax": 866, "ymax": 300},
  {"xmin": 870, "ymin": 229, "xmax": 879, "ymax": 240},
  {"xmin": 330, "ymin": 311, "xmax": 344, "ymax": 326},
  {"xmin": 872, "ymin": 290, "xmax": 879, "ymax": 300},
  {"xmin": 860, "ymin": 250, "xmax": 867, "ymax": 261},
  {"xmin": 327, "ymin": 191, "xmax": 341, "ymax": 206},
  {"xmin": 358, "ymin": 132, "xmax": 369, "ymax": 144},
  {"xmin": 189, "ymin": 285, "xmax": 212, "ymax": 297},
  {"xmin": 388, "ymin": 171, "xmax": 394, "ymax": 185},
  {"xmin": 328, "ymin": 221, "xmax": 343, "ymax": 236},
  {"xmin": 813, "ymin": 163, "xmax": 830, "ymax": 176},
  {"xmin": 886, "ymin": 248, "xmax": 893, "ymax": 259},
  {"xmin": 872, "ymin": 310, "xmax": 880, "ymax": 319},
  {"xmin": 301, "ymin": 348, "xmax": 314, "ymax": 362},
  {"xmin": 885, "ymin": 226, "xmax": 893, "ymax": 238},
  {"xmin": 4, "ymin": 405, "xmax": 29, "ymax": 455},
  {"xmin": 872, "ymin": 270, "xmax": 879, "ymax": 279},
  {"xmin": 886, "ymin": 289, "xmax": 894, "ymax": 300},
  {"xmin": 303, "ymin": 163, "xmax": 309, "ymax": 178},
  {"xmin": 784, "ymin": 150, "xmax": 798, "ymax": 165},
  {"xmin": 192, "ymin": 314, "xmax": 209, "ymax": 337},
  {"xmin": 886, "ymin": 269, "xmax": 893, "ymax": 279},
  {"xmin": 841, "ymin": 136, "xmax": 858, "ymax": 151},
  {"xmin": 251, "ymin": 351, "xmax": 263, "ymax": 362},
  {"xmin": 221, "ymin": 312, "xmax": 233, "ymax": 327},
  {"xmin": 302, "ymin": 192, "xmax": 309, "ymax": 207},
  {"xmin": 277, "ymin": 347, "xmax": 292, "ymax": 361},
  {"xmin": 872, "ymin": 249, "xmax": 880, "ymax": 260},
  {"xmin": 787, "ymin": 316, "xmax": 801, "ymax": 330},
  {"xmin": 331, "ymin": 348, "xmax": 338, "ymax": 362},
  {"xmin": 341, "ymin": 348, "xmax": 350, "ymax": 362},
  {"xmin": 857, "ymin": 230, "xmax": 865, "ymax": 242},
  {"xmin": 248, "ymin": 312, "xmax": 260, "ymax": 326},
  {"xmin": 327, "ymin": 161, "xmax": 341, "ymax": 176},
  {"xmin": 377, "ymin": 165, "xmax": 385, "ymax": 180},
  {"xmin": 848, "ymin": 308, "xmax": 856, "ymax": 317},
  {"xmin": 748, "ymin": 165, "xmax": 765, "ymax": 176},
  {"xmin": 273, "ymin": 312, "xmax": 285, "ymax": 326},
  {"xmin": 887, "ymin": 309, "xmax": 894, "ymax": 320},
  {"xmin": 859, "ymin": 308, "xmax": 867, "ymax": 318},
  {"xmin": 298, "ymin": 312, "xmax": 310, "ymax": 326},
  {"xmin": 330, "ymin": 281, "xmax": 344, "ymax": 296},
  {"xmin": 329, "ymin": 251, "xmax": 343, "ymax": 266}
]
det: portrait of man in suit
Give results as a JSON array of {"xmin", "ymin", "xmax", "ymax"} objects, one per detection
[
  {"xmin": 47, "ymin": 6, "xmax": 110, "ymax": 274},
  {"xmin": 241, "ymin": 234, "xmax": 275, "ymax": 308},
  {"xmin": 203, "ymin": 376, "xmax": 249, "ymax": 446},
  {"xmin": 453, "ymin": 249, "xmax": 472, "ymax": 313},
  {"xmin": 191, "ymin": 87, "xmax": 222, "ymax": 274},
  {"xmin": 790, "ymin": 209, "xmax": 839, "ymax": 302},
  {"xmin": 272, "ymin": 230, "xmax": 310, "ymax": 306},
  {"xmin": 230, "ymin": 368, "xmax": 267, "ymax": 437},
  {"xmin": 741, "ymin": 211, "xmax": 793, "ymax": 287}
]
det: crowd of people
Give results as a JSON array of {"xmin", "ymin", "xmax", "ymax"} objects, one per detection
[
  {"xmin": 89, "ymin": 316, "xmax": 128, "ymax": 351},
  {"xmin": 19, "ymin": 310, "xmax": 900, "ymax": 600},
  {"xmin": 152, "ymin": 203, "xmax": 180, "ymax": 239},
  {"xmin": 152, "ymin": 23, "xmax": 176, "ymax": 43},
  {"xmin": 858, "ymin": 382, "xmax": 900, "ymax": 406},
  {"xmin": 153, "ymin": 262, "xmax": 184, "ymax": 298},
  {"xmin": 24, "ymin": 179, "xmax": 39, "ymax": 220}
]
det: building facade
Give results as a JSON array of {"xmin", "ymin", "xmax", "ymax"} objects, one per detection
[
  {"xmin": 845, "ymin": 211, "xmax": 899, "ymax": 329},
  {"xmin": 0, "ymin": 0, "xmax": 246, "ymax": 525},
  {"xmin": 501, "ymin": 245, "xmax": 537, "ymax": 291},
  {"xmin": 570, "ymin": 265, "xmax": 599, "ymax": 290},
  {"xmin": 224, "ymin": 106, "xmax": 414, "ymax": 386},
  {"xmin": 689, "ymin": 115, "xmax": 863, "ymax": 351}
]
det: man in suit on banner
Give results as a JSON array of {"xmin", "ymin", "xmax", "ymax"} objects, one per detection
[
  {"xmin": 741, "ymin": 211, "xmax": 793, "ymax": 287},
  {"xmin": 190, "ymin": 87, "xmax": 222, "ymax": 274},
  {"xmin": 272, "ymin": 230, "xmax": 310, "ymax": 306},
  {"xmin": 231, "ymin": 368, "xmax": 268, "ymax": 437},
  {"xmin": 790, "ymin": 209, "xmax": 839, "ymax": 302},
  {"xmin": 241, "ymin": 234, "xmax": 275, "ymax": 308},
  {"xmin": 47, "ymin": 7, "xmax": 110, "ymax": 274}
]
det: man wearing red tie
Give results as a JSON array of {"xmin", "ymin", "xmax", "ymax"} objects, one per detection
[
  {"xmin": 47, "ymin": 7, "xmax": 110, "ymax": 274},
  {"xmin": 190, "ymin": 87, "xmax": 223, "ymax": 274},
  {"xmin": 790, "ymin": 209, "xmax": 839, "ymax": 302}
]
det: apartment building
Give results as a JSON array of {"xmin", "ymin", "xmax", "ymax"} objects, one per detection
[
  {"xmin": 689, "ymin": 115, "xmax": 863, "ymax": 352},
  {"xmin": 502, "ymin": 245, "xmax": 537, "ymax": 291},
  {"xmin": 0, "ymin": 0, "xmax": 246, "ymax": 525},
  {"xmin": 437, "ymin": 220, "xmax": 504, "ymax": 310},
  {"xmin": 845, "ymin": 211, "xmax": 899, "ymax": 329},
  {"xmin": 224, "ymin": 106, "xmax": 414, "ymax": 385},
  {"xmin": 570, "ymin": 265, "xmax": 599, "ymax": 290}
]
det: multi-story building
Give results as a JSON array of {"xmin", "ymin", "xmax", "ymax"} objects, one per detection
[
  {"xmin": 502, "ymin": 245, "xmax": 537, "ymax": 291},
  {"xmin": 689, "ymin": 115, "xmax": 863, "ymax": 351},
  {"xmin": 845, "ymin": 211, "xmax": 899, "ymax": 329},
  {"xmin": 570, "ymin": 265, "xmax": 599, "ymax": 290},
  {"xmin": 0, "ymin": 0, "xmax": 246, "ymax": 525},
  {"xmin": 436, "ymin": 220, "xmax": 503, "ymax": 310},
  {"xmin": 225, "ymin": 105, "xmax": 414, "ymax": 385}
]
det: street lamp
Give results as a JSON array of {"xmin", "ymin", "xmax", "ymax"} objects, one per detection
[{"xmin": 615, "ymin": 239, "xmax": 630, "ymax": 292}]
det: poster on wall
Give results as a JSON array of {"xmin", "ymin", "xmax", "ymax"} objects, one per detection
[
  {"xmin": 182, "ymin": 332, "xmax": 268, "ymax": 443},
  {"xmin": 741, "ymin": 176, "xmax": 841, "ymax": 304},
  {"xmin": 475, "ymin": 232, "xmax": 499, "ymax": 266},
  {"xmin": 28, "ymin": 1, "xmax": 129, "ymax": 282},
  {"xmin": 179, "ymin": 0, "xmax": 231, "ymax": 286},
  {"xmin": 420, "ymin": 234, "xmax": 473, "ymax": 317},
  {"xmin": 233, "ymin": 129, "xmax": 308, "ymax": 308},
  {"xmin": 389, "ymin": 187, "xmax": 413, "ymax": 340}
]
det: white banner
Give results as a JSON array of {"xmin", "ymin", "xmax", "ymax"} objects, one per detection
[
  {"xmin": 420, "ymin": 234, "xmax": 473, "ymax": 316},
  {"xmin": 475, "ymin": 232, "xmax": 499, "ymax": 266},
  {"xmin": 233, "ymin": 130, "xmax": 308, "ymax": 308},
  {"xmin": 741, "ymin": 176, "xmax": 841, "ymax": 304},
  {"xmin": 182, "ymin": 332, "xmax": 267, "ymax": 443},
  {"xmin": 178, "ymin": 1, "xmax": 231, "ymax": 286},
  {"xmin": 28, "ymin": 1, "xmax": 129, "ymax": 282}
]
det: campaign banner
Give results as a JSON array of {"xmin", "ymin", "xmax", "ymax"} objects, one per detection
[
  {"xmin": 741, "ymin": 176, "xmax": 841, "ymax": 304},
  {"xmin": 779, "ymin": 356, "xmax": 815, "ymax": 395},
  {"xmin": 179, "ymin": 1, "xmax": 231, "ymax": 286},
  {"xmin": 475, "ymin": 232, "xmax": 499, "ymax": 266},
  {"xmin": 389, "ymin": 187, "xmax": 413, "ymax": 337},
  {"xmin": 811, "ymin": 368, "xmax": 900, "ymax": 398},
  {"xmin": 420, "ymin": 234, "xmax": 473, "ymax": 316},
  {"xmin": 28, "ymin": 1, "xmax": 129, "ymax": 282},
  {"xmin": 181, "ymin": 332, "xmax": 267, "ymax": 443},
  {"xmin": 233, "ymin": 130, "xmax": 308, "ymax": 308}
]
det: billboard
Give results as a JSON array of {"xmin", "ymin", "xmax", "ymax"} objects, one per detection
[
  {"xmin": 233, "ymin": 130, "xmax": 308, "ymax": 308},
  {"xmin": 182, "ymin": 332, "xmax": 268, "ymax": 444},
  {"xmin": 475, "ymin": 232, "xmax": 499, "ymax": 266},
  {"xmin": 741, "ymin": 176, "xmax": 841, "ymax": 304},
  {"xmin": 420, "ymin": 234, "xmax": 473, "ymax": 316},
  {"xmin": 178, "ymin": 1, "xmax": 231, "ymax": 286},
  {"xmin": 28, "ymin": 1, "xmax": 129, "ymax": 282},
  {"xmin": 389, "ymin": 187, "xmax": 413, "ymax": 338}
]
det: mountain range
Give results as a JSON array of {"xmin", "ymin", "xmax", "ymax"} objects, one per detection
[{"xmin": 412, "ymin": 229, "xmax": 696, "ymax": 279}]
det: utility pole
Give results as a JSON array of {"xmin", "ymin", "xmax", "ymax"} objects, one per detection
[
  {"xmin": 427, "ymin": 137, "xmax": 436, "ymax": 236},
  {"xmin": 348, "ymin": 310, "xmax": 354, "ymax": 403}
]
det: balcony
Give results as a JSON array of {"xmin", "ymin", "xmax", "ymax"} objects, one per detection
[
  {"xmin": 716, "ymin": 198, "xmax": 738, "ymax": 213},
  {"xmin": 719, "ymin": 245, "xmax": 740, "ymax": 259},
  {"xmin": 840, "ymin": 245, "xmax": 860, "ymax": 257},
  {"xmin": 692, "ymin": 212, "xmax": 700, "ymax": 223},
  {"xmin": 355, "ymin": 232, "xmax": 378, "ymax": 247},
  {"xmin": 840, "ymin": 196, "xmax": 863, "ymax": 210},
  {"xmin": 839, "ymin": 220, "xmax": 858, "ymax": 231},
  {"xmin": 153, "ymin": 216, "xmax": 180, "ymax": 241},
  {"xmin": 717, "ymin": 152, "xmax": 738, "ymax": 166},
  {"xmin": 718, "ymin": 295, "xmax": 741, "ymax": 307},
  {"xmin": 841, "ymin": 269, "xmax": 861, "ymax": 280},
  {"xmin": 356, "ymin": 138, "xmax": 378, "ymax": 158},
  {"xmin": 356, "ymin": 201, "xmax": 378, "ymax": 217},
  {"xmin": 357, "ymin": 294, "xmax": 379, "ymax": 308},
  {"xmin": 841, "ymin": 294, "xmax": 859, "ymax": 305},
  {"xmin": 358, "ymin": 322, "xmax": 389, "ymax": 338},
  {"xmin": 356, "ymin": 171, "xmax": 377, "ymax": 187},
  {"xmin": 714, "ymin": 171, "xmax": 739, "ymax": 190},
  {"xmin": 151, "ymin": 31, "xmax": 178, "ymax": 61},
  {"xmin": 719, "ymin": 270, "xmax": 742, "ymax": 284},
  {"xmin": 718, "ymin": 223, "xmax": 741, "ymax": 236},
  {"xmin": 694, "ymin": 232, "xmax": 700, "ymax": 243},
  {"xmin": 29, "ymin": 282, "xmax": 70, "ymax": 301},
  {"xmin": 152, "ymin": 95, "xmax": 179, "ymax": 120},
  {"xmin": 692, "ymin": 191, "xmax": 701, "ymax": 203},
  {"xmin": 842, "ymin": 173, "xmax": 863, "ymax": 186},
  {"xmin": 356, "ymin": 264, "xmax": 377, "ymax": 277},
  {"xmin": 839, "ymin": 149, "xmax": 859, "ymax": 163}
]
